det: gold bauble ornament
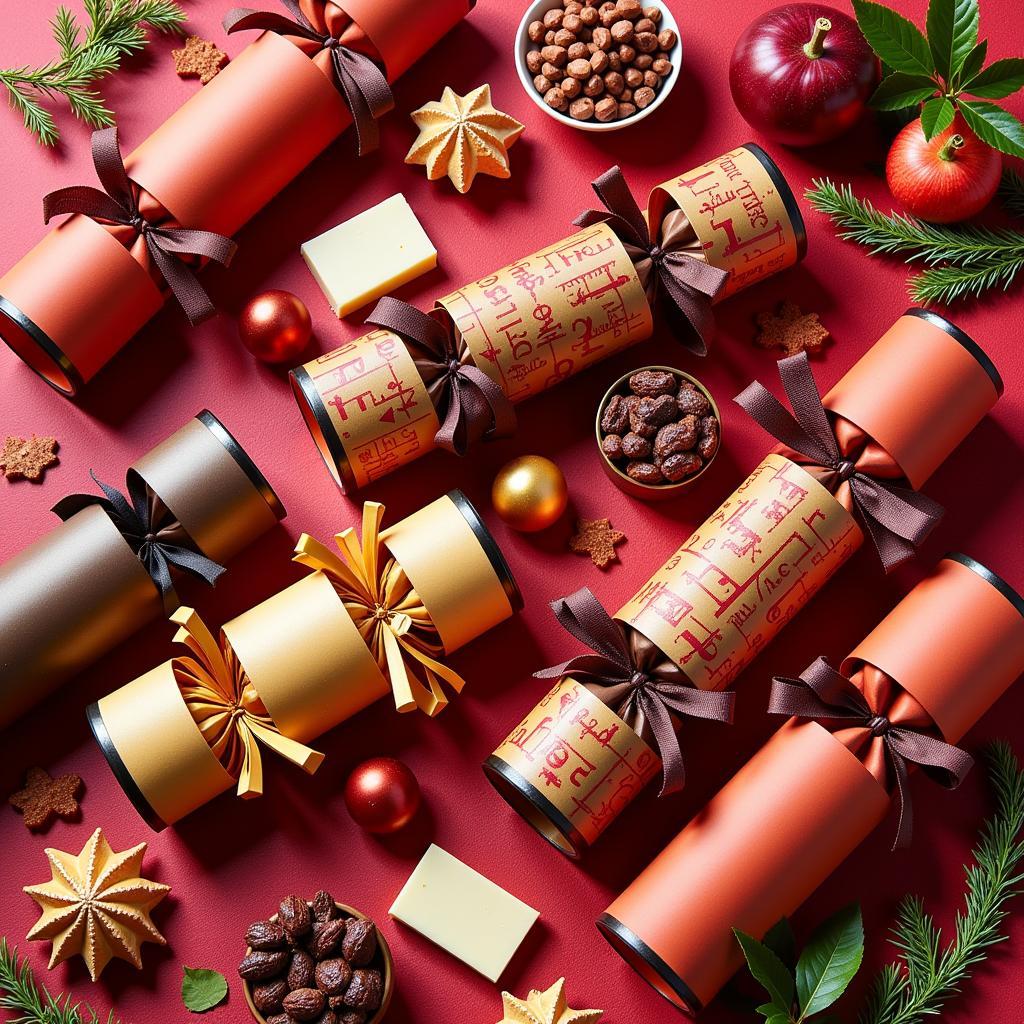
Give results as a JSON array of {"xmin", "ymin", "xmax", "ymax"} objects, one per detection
[{"xmin": 492, "ymin": 456, "xmax": 568, "ymax": 532}]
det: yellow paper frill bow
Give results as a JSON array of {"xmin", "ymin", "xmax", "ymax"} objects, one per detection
[
  {"xmin": 293, "ymin": 501, "xmax": 466, "ymax": 717},
  {"xmin": 172, "ymin": 606, "xmax": 325, "ymax": 798}
]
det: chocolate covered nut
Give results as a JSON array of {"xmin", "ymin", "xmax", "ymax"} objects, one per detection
[
  {"xmin": 315, "ymin": 958, "xmax": 354, "ymax": 996},
  {"xmin": 628, "ymin": 406, "xmax": 657, "ymax": 438},
  {"xmin": 594, "ymin": 94, "xmax": 617, "ymax": 119},
  {"xmin": 607, "ymin": 50, "xmax": 623, "ymax": 70},
  {"xmin": 602, "ymin": 433, "xmax": 624, "ymax": 458},
  {"xmin": 618, "ymin": 99, "xmax": 637, "ymax": 117},
  {"xmin": 634, "ymin": 52, "xmax": 653, "ymax": 68},
  {"xmin": 638, "ymin": 394, "xmax": 678, "ymax": 428},
  {"xmin": 601, "ymin": 394, "xmax": 631, "ymax": 433},
  {"xmin": 677, "ymin": 382, "xmax": 711, "ymax": 417},
  {"xmin": 697, "ymin": 416, "xmax": 720, "ymax": 460},
  {"xmin": 543, "ymin": 8, "xmax": 564, "ymax": 27},
  {"xmin": 280, "ymin": 895, "xmax": 312, "ymax": 939},
  {"xmin": 541, "ymin": 60, "xmax": 564, "ymax": 80},
  {"xmin": 570, "ymin": 96, "xmax": 596, "ymax": 119},
  {"xmin": 568, "ymin": 40, "xmax": 589, "ymax": 59},
  {"xmin": 627, "ymin": 461, "xmax": 664, "ymax": 484},
  {"xmin": 341, "ymin": 919, "xmax": 378, "ymax": 967},
  {"xmin": 312, "ymin": 891, "xmax": 338, "ymax": 923},
  {"xmin": 565, "ymin": 1, "xmax": 583, "ymax": 12},
  {"xmin": 247, "ymin": 920, "xmax": 287, "ymax": 951},
  {"xmin": 584, "ymin": 73, "xmax": 605, "ymax": 96},
  {"xmin": 545, "ymin": 87, "xmax": 569, "ymax": 111},
  {"xmin": 567, "ymin": 57, "xmax": 592, "ymax": 78},
  {"xmin": 541, "ymin": 44, "xmax": 568, "ymax": 66},
  {"xmin": 643, "ymin": 4, "xmax": 661, "ymax": 20},
  {"xmin": 654, "ymin": 416, "xmax": 700, "ymax": 458},
  {"xmin": 660, "ymin": 451, "xmax": 703, "ymax": 482},
  {"xmin": 635, "ymin": 30, "xmax": 658, "ymax": 52},
  {"xmin": 554, "ymin": 27, "xmax": 576, "ymax": 47},
  {"xmin": 600, "ymin": 6, "xmax": 618, "ymax": 26},
  {"xmin": 617, "ymin": 0, "xmax": 642, "ymax": 16},
  {"xmin": 534, "ymin": 74, "xmax": 553, "ymax": 94},
  {"xmin": 312, "ymin": 917, "xmax": 347, "ymax": 958},
  {"xmin": 284, "ymin": 988, "xmax": 326, "ymax": 1021},
  {"xmin": 621, "ymin": 433, "xmax": 652, "ymax": 458},
  {"xmin": 343, "ymin": 969, "xmax": 384, "ymax": 1012},
  {"xmin": 658, "ymin": 27, "xmax": 677, "ymax": 49},
  {"xmin": 335, "ymin": 1010, "xmax": 366, "ymax": 1024},
  {"xmin": 527, "ymin": 49, "xmax": 545, "ymax": 73},
  {"xmin": 580, "ymin": 5, "xmax": 599, "ymax": 24},
  {"xmin": 288, "ymin": 949, "xmax": 316, "ymax": 990},
  {"xmin": 239, "ymin": 950, "xmax": 289, "ymax": 981},
  {"xmin": 563, "ymin": 13, "xmax": 583, "ymax": 31},
  {"xmin": 591, "ymin": 25, "xmax": 612, "ymax": 48},
  {"xmin": 545, "ymin": 29, "xmax": 556, "ymax": 43},
  {"xmin": 624, "ymin": 66, "xmax": 643, "ymax": 87},
  {"xmin": 590, "ymin": 48, "xmax": 610, "ymax": 72},
  {"xmin": 634, "ymin": 17, "xmax": 656, "ymax": 32},
  {"xmin": 266, "ymin": 1015, "xmax": 291, "ymax": 1024},
  {"xmin": 528, "ymin": 19, "xmax": 546, "ymax": 41},
  {"xmin": 253, "ymin": 979, "xmax": 289, "ymax": 1015},
  {"xmin": 611, "ymin": 19, "xmax": 634, "ymax": 43},
  {"xmin": 644, "ymin": 68, "xmax": 659, "ymax": 87},
  {"xmin": 629, "ymin": 369, "xmax": 676, "ymax": 396},
  {"xmin": 562, "ymin": 76, "xmax": 582, "ymax": 97},
  {"xmin": 620, "ymin": 88, "xmax": 634, "ymax": 103},
  {"xmin": 653, "ymin": 56, "xmax": 672, "ymax": 75},
  {"xmin": 634, "ymin": 85, "xmax": 656, "ymax": 108},
  {"xmin": 604, "ymin": 71, "xmax": 625, "ymax": 95},
  {"xmin": 618, "ymin": 43, "xmax": 636, "ymax": 62}
]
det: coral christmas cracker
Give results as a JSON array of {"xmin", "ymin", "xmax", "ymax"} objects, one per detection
[
  {"xmin": 0, "ymin": 0, "xmax": 473, "ymax": 395},
  {"xmin": 0, "ymin": 412, "xmax": 284, "ymax": 729},
  {"xmin": 482, "ymin": 309, "xmax": 1001, "ymax": 858},
  {"xmin": 598, "ymin": 554, "xmax": 1024, "ymax": 1015},
  {"xmin": 88, "ymin": 491, "xmax": 521, "ymax": 830},
  {"xmin": 291, "ymin": 145, "xmax": 806, "ymax": 492}
]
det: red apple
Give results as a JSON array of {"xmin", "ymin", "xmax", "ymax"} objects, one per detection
[{"xmin": 729, "ymin": 3, "xmax": 878, "ymax": 147}]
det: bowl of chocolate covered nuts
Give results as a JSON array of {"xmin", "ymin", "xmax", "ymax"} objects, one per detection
[
  {"xmin": 597, "ymin": 366, "xmax": 721, "ymax": 500},
  {"xmin": 516, "ymin": 0, "xmax": 680, "ymax": 130}
]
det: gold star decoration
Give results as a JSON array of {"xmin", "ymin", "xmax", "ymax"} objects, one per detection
[
  {"xmin": 405, "ymin": 83, "xmax": 524, "ymax": 194},
  {"xmin": 568, "ymin": 517, "xmax": 626, "ymax": 569},
  {"xmin": 498, "ymin": 978, "xmax": 603, "ymax": 1024},
  {"xmin": 24, "ymin": 827, "xmax": 170, "ymax": 981},
  {"xmin": 0, "ymin": 435, "xmax": 58, "ymax": 481},
  {"xmin": 172, "ymin": 35, "xmax": 228, "ymax": 85},
  {"xmin": 9, "ymin": 767, "xmax": 83, "ymax": 832},
  {"xmin": 754, "ymin": 301, "xmax": 831, "ymax": 357}
]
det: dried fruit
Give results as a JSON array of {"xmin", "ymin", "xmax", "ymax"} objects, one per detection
[
  {"xmin": 628, "ymin": 369, "xmax": 676, "ymax": 396},
  {"xmin": 660, "ymin": 451, "xmax": 702, "ymax": 482},
  {"xmin": 677, "ymin": 382, "xmax": 710, "ymax": 417},
  {"xmin": 252, "ymin": 979, "xmax": 289, "ymax": 1015},
  {"xmin": 246, "ymin": 920, "xmax": 287, "ymax": 951},
  {"xmin": 654, "ymin": 417, "xmax": 700, "ymax": 458},
  {"xmin": 315, "ymin": 958, "xmax": 353, "ymax": 996},
  {"xmin": 343, "ymin": 969, "xmax": 384, "ymax": 1012},
  {"xmin": 288, "ymin": 949, "xmax": 316, "ymax": 990},
  {"xmin": 280, "ymin": 895, "xmax": 312, "ymax": 939},
  {"xmin": 626, "ymin": 461, "xmax": 664, "ymax": 484},
  {"xmin": 600, "ymin": 394, "xmax": 630, "ymax": 434},
  {"xmin": 239, "ymin": 950, "xmax": 289, "ymax": 981},
  {"xmin": 312, "ymin": 891, "xmax": 338, "ymax": 923},
  {"xmin": 283, "ymin": 987, "xmax": 326, "ymax": 1021},
  {"xmin": 313, "ymin": 918, "xmax": 347, "ymax": 959},
  {"xmin": 341, "ymin": 919, "xmax": 377, "ymax": 967},
  {"xmin": 621, "ymin": 433, "xmax": 652, "ymax": 459},
  {"xmin": 637, "ymin": 394, "xmax": 677, "ymax": 428}
]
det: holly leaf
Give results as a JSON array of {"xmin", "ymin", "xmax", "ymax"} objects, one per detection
[
  {"xmin": 763, "ymin": 918, "xmax": 798, "ymax": 970},
  {"xmin": 795, "ymin": 904, "xmax": 864, "ymax": 1019},
  {"xmin": 926, "ymin": 0, "xmax": 978, "ymax": 82},
  {"xmin": 734, "ymin": 928, "xmax": 795, "ymax": 1011},
  {"xmin": 869, "ymin": 71, "xmax": 939, "ymax": 110},
  {"xmin": 921, "ymin": 96, "xmax": 956, "ymax": 138},
  {"xmin": 852, "ymin": 0, "xmax": 935, "ymax": 77},
  {"xmin": 958, "ymin": 100, "xmax": 1024, "ymax": 157},
  {"xmin": 963, "ymin": 58, "xmax": 1024, "ymax": 99},
  {"xmin": 182, "ymin": 967, "xmax": 228, "ymax": 1013}
]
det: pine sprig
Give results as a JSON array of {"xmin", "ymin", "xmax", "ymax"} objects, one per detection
[
  {"xmin": 999, "ymin": 168, "xmax": 1024, "ymax": 218},
  {"xmin": 0, "ymin": 939, "xmax": 117, "ymax": 1024},
  {"xmin": 806, "ymin": 177, "xmax": 1024, "ymax": 304},
  {"xmin": 0, "ymin": 0, "xmax": 186, "ymax": 145},
  {"xmin": 859, "ymin": 741, "xmax": 1024, "ymax": 1024}
]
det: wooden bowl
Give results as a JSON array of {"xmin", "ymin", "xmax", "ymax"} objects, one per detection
[{"xmin": 242, "ymin": 901, "xmax": 393, "ymax": 1024}]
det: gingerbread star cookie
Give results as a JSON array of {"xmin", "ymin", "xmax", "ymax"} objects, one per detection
[
  {"xmin": 755, "ymin": 301, "xmax": 830, "ymax": 357},
  {"xmin": 172, "ymin": 35, "xmax": 228, "ymax": 85},
  {"xmin": 9, "ymin": 767, "xmax": 83, "ymax": 832},
  {"xmin": 499, "ymin": 978, "xmax": 603, "ymax": 1024},
  {"xmin": 0, "ymin": 435, "xmax": 58, "ymax": 481},
  {"xmin": 569, "ymin": 518, "xmax": 626, "ymax": 569}
]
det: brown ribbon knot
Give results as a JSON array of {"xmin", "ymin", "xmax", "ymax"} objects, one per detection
[
  {"xmin": 224, "ymin": 0, "xmax": 394, "ymax": 155},
  {"xmin": 734, "ymin": 351, "xmax": 944, "ymax": 571},
  {"xmin": 573, "ymin": 166, "xmax": 729, "ymax": 357},
  {"xmin": 366, "ymin": 297, "xmax": 516, "ymax": 455},
  {"xmin": 42, "ymin": 127, "xmax": 236, "ymax": 325},
  {"xmin": 769, "ymin": 656, "xmax": 973, "ymax": 848},
  {"xmin": 535, "ymin": 587, "xmax": 734, "ymax": 795}
]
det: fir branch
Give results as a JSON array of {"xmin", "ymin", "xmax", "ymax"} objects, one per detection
[
  {"xmin": 999, "ymin": 168, "xmax": 1024, "ymax": 218},
  {"xmin": 859, "ymin": 741, "xmax": 1024, "ymax": 1024},
  {"xmin": 806, "ymin": 178, "xmax": 1024, "ymax": 305},
  {"xmin": 0, "ymin": 0, "xmax": 186, "ymax": 145},
  {"xmin": 0, "ymin": 938, "xmax": 118, "ymax": 1024}
]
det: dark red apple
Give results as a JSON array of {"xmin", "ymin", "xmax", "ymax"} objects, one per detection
[{"xmin": 729, "ymin": 3, "xmax": 878, "ymax": 147}]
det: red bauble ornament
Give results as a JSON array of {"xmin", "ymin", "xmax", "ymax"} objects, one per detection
[
  {"xmin": 238, "ymin": 289, "xmax": 312, "ymax": 364},
  {"xmin": 886, "ymin": 115, "xmax": 1002, "ymax": 224},
  {"xmin": 343, "ymin": 757, "xmax": 421, "ymax": 834},
  {"xmin": 729, "ymin": 4, "xmax": 877, "ymax": 147}
]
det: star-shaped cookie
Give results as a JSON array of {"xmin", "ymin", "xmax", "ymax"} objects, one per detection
[
  {"xmin": 0, "ymin": 435, "xmax": 58, "ymax": 481},
  {"xmin": 755, "ymin": 301, "xmax": 830, "ymax": 357},
  {"xmin": 24, "ymin": 827, "xmax": 170, "ymax": 981},
  {"xmin": 499, "ymin": 978, "xmax": 603, "ymax": 1024},
  {"xmin": 568, "ymin": 518, "xmax": 626, "ymax": 569},
  {"xmin": 9, "ymin": 767, "xmax": 83, "ymax": 832},
  {"xmin": 172, "ymin": 35, "xmax": 228, "ymax": 85},
  {"xmin": 406, "ymin": 84, "xmax": 525, "ymax": 193}
]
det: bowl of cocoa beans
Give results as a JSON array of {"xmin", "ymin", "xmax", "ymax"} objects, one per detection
[
  {"xmin": 239, "ymin": 891, "xmax": 393, "ymax": 1024},
  {"xmin": 597, "ymin": 366, "xmax": 721, "ymax": 499},
  {"xmin": 516, "ymin": 0, "xmax": 680, "ymax": 130}
]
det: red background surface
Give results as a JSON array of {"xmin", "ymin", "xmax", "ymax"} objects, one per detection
[{"xmin": 1, "ymin": 1, "xmax": 1022, "ymax": 1022}]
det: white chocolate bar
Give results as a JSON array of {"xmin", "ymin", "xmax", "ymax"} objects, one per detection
[{"xmin": 388, "ymin": 844, "xmax": 539, "ymax": 982}]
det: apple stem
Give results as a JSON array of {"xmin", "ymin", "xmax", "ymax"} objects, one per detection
[
  {"xmin": 938, "ymin": 134, "xmax": 965, "ymax": 161},
  {"xmin": 804, "ymin": 17, "xmax": 831, "ymax": 58}
]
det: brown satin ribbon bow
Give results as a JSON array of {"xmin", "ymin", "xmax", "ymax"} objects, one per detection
[
  {"xmin": 42, "ymin": 127, "xmax": 236, "ymax": 325},
  {"xmin": 534, "ymin": 586, "xmax": 735, "ymax": 795},
  {"xmin": 735, "ymin": 351, "xmax": 944, "ymax": 571},
  {"xmin": 366, "ymin": 296, "xmax": 516, "ymax": 455},
  {"xmin": 769, "ymin": 656, "xmax": 974, "ymax": 849},
  {"xmin": 573, "ymin": 166, "xmax": 729, "ymax": 357},
  {"xmin": 224, "ymin": 0, "xmax": 394, "ymax": 155}
]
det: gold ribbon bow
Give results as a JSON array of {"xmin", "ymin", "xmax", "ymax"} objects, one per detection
[
  {"xmin": 172, "ymin": 607, "xmax": 325, "ymax": 798},
  {"xmin": 293, "ymin": 502, "xmax": 466, "ymax": 717}
]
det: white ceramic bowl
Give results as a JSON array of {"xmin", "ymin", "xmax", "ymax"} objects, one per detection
[{"xmin": 514, "ymin": 0, "xmax": 682, "ymax": 132}]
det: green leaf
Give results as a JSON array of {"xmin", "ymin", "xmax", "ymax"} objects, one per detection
[
  {"xmin": 51, "ymin": 7, "xmax": 81, "ymax": 59},
  {"xmin": 926, "ymin": 0, "xmax": 978, "ymax": 82},
  {"xmin": 958, "ymin": 100, "xmax": 1024, "ymax": 157},
  {"xmin": 956, "ymin": 38, "xmax": 988, "ymax": 87},
  {"xmin": 795, "ymin": 904, "xmax": 864, "ymax": 1020},
  {"xmin": 181, "ymin": 967, "xmax": 228, "ymax": 1013},
  {"xmin": 734, "ymin": 929, "xmax": 795, "ymax": 1011},
  {"xmin": 921, "ymin": 96, "xmax": 956, "ymax": 137},
  {"xmin": 963, "ymin": 58, "xmax": 1024, "ymax": 99},
  {"xmin": 869, "ymin": 71, "xmax": 939, "ymax": 109},
  {"xmin": 852, "ymin": 0, "xmax": 935, "ymax": 77},
  {"xmin": 766, "ymin": 1015, "xmax": 792, "ymax": 1024},
  {"xmin": 756, "ymin": 1002, "xmax": 784, "ymax": 1019},
  {"xmin": 763, "ymin": 918, "xmax": 798, "ymax": 970}
]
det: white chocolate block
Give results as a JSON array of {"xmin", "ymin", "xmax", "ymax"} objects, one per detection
[
  {"xmin": 300, "ymin": 193, "xmax": 437, "ymax": 317},
  {"xmin": 388, "ymin": 844, "xmax": 539, "ymax": 982}
]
